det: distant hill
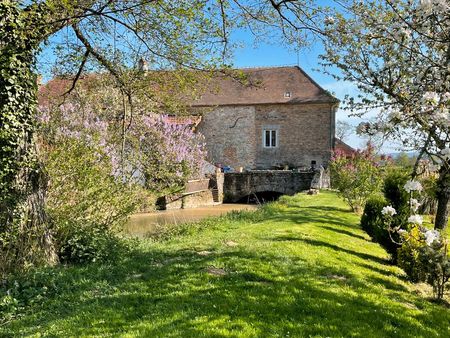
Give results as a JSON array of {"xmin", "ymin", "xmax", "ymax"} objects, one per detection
[{"xmin": 387, "ymin": 151, "xmax": 419, "ymax": 158}]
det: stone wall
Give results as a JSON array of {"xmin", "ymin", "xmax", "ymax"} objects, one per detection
[
  {"xmin": 195, "ymin": 103, "xmax": 335, "ymax": 170},
  {"xmin": 255, "ymin": 103, "xmax": 334, "ymax": 169},
  {"xmin": 196, "ymin": 106, "xmax": 256, "ymax": 169},
  {"xmin": 223, "ymin": 171, "xmax": 316, "ymax": 202},
  {"xmin": 156, "ymin": 173, "xmax": 224, "ymax": 210}
]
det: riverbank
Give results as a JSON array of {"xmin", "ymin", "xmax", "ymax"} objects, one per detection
[
  {"xmin": 125, "ymin": 204, "xmax": 257, "ymax": 237},
  {"xmin": 1, "ymin": 191, "xmax": 449, "ymax": 337}
]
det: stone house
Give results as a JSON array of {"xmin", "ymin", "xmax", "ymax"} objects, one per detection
[
  {"xmin": 189, "ymin": 66, "xmax": 339, "ymax": 170},
  {"xmin": 39, "ymin": 66, "xmax": 338, "ymax": 171}
]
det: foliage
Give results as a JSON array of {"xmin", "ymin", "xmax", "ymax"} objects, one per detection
[
  {"xmin": 382, "ymin": 169, "xmax": 411, "ymax": 231},
  {"xmin": 320, "ymin": 0, "xmax": 450, "ymax": 229},
  {"xmin": 330, "ymin": 144, "xmax": 384, "ymax": 212},
  {"xmin": 43, "ymin": 138, "xmax": 140, "ymax": 264},
  {"xmin": 393, "ymin": 153, "xmax": 417, "ymax": 169},
  {"xmin": 398, "ymin": 225, "xmax": 450, "ymax": 299},
  {"xmin": 360, "ymin": 195, "xmax": 404, "ymax": 261},
  {"xmin": 360, "ymin": 170, "xmax": 413, "ymax": 261},
  {"xmin": 360, "ymin": 195, "xmax": 388, "ymax": 240},
  {"xmin": 1, "ymin": 191, "xmax": 449, "ymax": 336},
  {"xmin": 0, "ymin": 0, "xmax": 58, "ymax": 278},
  {"xmin": 39, "ymin": 81, "xmax": 207, "ymax": 195},
  {"xmin": 134, "ymin": 115, "xmax": 207, "ymax": 194},
  {"xmin": 375, "ymin": 170, "xmax": 449, "ymax": 300},
  {"xmin": 397, "ymin": 225, "xmax": 428, "ymax": 283}
]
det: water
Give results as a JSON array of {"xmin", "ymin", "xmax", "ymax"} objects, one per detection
[{"xmin": 125, "ymin": 204, "xmax": 257, "ymax": 237}]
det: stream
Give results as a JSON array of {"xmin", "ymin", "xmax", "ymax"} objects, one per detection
[{"xmin": 124, "ymin": 204, "xmax": 257, "ymax": 237}]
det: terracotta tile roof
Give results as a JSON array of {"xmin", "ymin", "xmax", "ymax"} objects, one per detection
[
  {"xmin": 334, "ymin": 138, "xmax": 356, "ymax": 155},
  {"xmin": 38, "ymin": 66, "xmax": 338, "ymax": 108},
  {"xmin": 189, "ymin": 66, "xmax": 338, "ymax": 107}
]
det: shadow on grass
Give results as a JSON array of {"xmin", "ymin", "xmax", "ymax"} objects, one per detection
[
  {"xmin": 317, "ymin": 224, "xmax": 368, "ymax": 241},
  {"xmin": 356, "ymin": 261, "xmax": 406, "ymax": 280},
  {"xmin": 268, "ymin": 206, "xmax": 359, "ymax": 230},
  {"xmin": 1, "ymin": 247, "xmax": 446, "ymax": 338},
  {"xmin": 271, "ymin": 236, "xmax": 390, "ymax": 265}
]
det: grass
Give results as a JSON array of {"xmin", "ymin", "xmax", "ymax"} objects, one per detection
[{"xmin": 1, "ymin": 191, "xmax": 449, "ymax": 337}]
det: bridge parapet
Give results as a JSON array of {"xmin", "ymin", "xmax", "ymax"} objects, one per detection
[{"xmin": 223, "ymin": 170, "xmax": 317, "ymax": 203}]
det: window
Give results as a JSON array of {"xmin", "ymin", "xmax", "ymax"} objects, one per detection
[{"xmin": 263, "ymin": 129, "xmax": 277, "ymax": 148}]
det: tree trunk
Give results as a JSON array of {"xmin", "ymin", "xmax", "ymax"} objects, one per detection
[
  {"xmin": 434, "ymin": 169, "xmax": 450, "ymax": 230},
  {"xmin": 0, "ymin": 2, "xmax": 58, "ymax": 278}
]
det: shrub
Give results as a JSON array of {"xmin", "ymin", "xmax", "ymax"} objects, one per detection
[
  {"xmin": 398, "ymin": 226, "xmax": 450, "ymax": 299},
  {"xmin": 382, "ymin": 169, "xmax": 410, "ymax": 233},
  {"xmin": 397, "ymin": 226, "xmax": 427, "ymax": 283},
  {"xmin": 383, "ymin": 169, "xmax": 410, "ymax": 213},
  {"xmin": 360, "ymin": 195, "xmax": 387, "ymax": 239},
  {"xmin": 360, "ymin": 170, "xmax": 415, "ymax": 261},
  {"xmin": 330, "ymin": 144, "xmax": 384, "ymax": 212},
  {"xmin": 44, "ymin": 139, "xmax": 141, "ymax": 264},
  {"xmin": 360, "ymin": 196, "xmax": 402, "ymax": 260}
]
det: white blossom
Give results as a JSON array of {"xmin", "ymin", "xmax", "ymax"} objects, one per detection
[
  {"xmin": 424, "ymin": 229, "xmax": 440, "ymax": 246},
  {"xmin": 408, "ymin": 214, "xmax": 423, "ymax": 225},
  {"xmin": 419, "ymin": 0, "xmax": 449, "ymax": 14},
  {"xmin": 441, "ymin": 147, "xmax": 450, "ymax": 160},
  {"xmin": 428, "ymin": 163, "xmax": 440, "ymax": 172},
  {"xmin": 324, "ymin": 16, "xmax": 335, "ymax": 25},
  {"xmin": 419, "ymin": 0, "xmax": 432, "ymax": 11},
  {"xmin": 398, "ymin": 229, "xmax": 407, "ymax": 236},
  {"xmin": 404, "ymin": 180, "xmax": 423, "ymax": 193},
  {"xmin": 381, "ymin": 205, "xmax": 397, "ymax": 216},
  {"xmin": 442, "ymin": 92, "xmax": 450, "ymax": 103},
  {"xmin": 422, "ymin": 91, "xmax": 439, "ymax": 106},
  {"xmin": 410, "ymin": 198, "xmax": 421, "ymax": 212}
]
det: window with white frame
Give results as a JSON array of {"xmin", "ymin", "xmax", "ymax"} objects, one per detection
[{"xmin": 263, "ymin": 129, "xmax": 278, "ymax": 148}]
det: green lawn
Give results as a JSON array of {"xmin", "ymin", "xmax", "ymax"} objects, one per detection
[{"xmin": 2, "ymin": 191, "xmax": 449, "ymax": 337}]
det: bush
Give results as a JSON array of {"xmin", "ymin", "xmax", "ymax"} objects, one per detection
[
  {"xmin": 44, "ymin": 139, "xmax": 142, "ymax": 264},
  {"xmin": 360, "ymin": 170, "xmax": 414, "ymax": 261},
  {"xmin": 360, "ymin": 195, "xmax": 387, "ymax": 239},
  {"xmin": 360, "ymin": 195, "xmax": 402, "ymax": 260},
  {"xmin": 383, "ymin": 169, "xmax": 410, "ymax": 213},
  {"xmin": 398, "ymin": 226, "xmax": 450, "ymax": 299},
  {"xmin": 330, "ymin": 145, "xmax": 384, "ymax": 212},
  {"xmin": 382, "ymin": 169, "xmax": 410, "ymax": 232},
  {"xmin": 397, "ymin": 226, "xmax": 427, "ymax": 283}
]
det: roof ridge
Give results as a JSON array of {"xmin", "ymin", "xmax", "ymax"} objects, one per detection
[{"xmin": 232, "ymin": 64, "xmax": 298, "ymax": 70}]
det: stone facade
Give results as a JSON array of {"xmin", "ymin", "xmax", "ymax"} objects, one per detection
[
  {"xmin": 196, "ymin": 102, "xmax": 336, "ymax": 170},
  {"xmin": 197, "ymin": 106, "xmax": 257, "ymax": 168},
  {"xmin": 190, "ymin": 66, "xmax": 338, "ymax": 170},
  {"xmin": 223, "ymin": 171, "xmax": 316, "ymax": 202}
]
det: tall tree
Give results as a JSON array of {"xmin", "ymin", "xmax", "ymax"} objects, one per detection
[
  {"xmin": 319, "ymin": 0, "xmax": 450, "ymax": 229},
  {"xmin": 0, "ymin": 0, "xmax": 319, "ymax": 273}
]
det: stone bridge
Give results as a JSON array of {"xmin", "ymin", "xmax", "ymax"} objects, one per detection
[{"xmin": 223, "ymin": 170, "xmax": 327, "ymax": 203}]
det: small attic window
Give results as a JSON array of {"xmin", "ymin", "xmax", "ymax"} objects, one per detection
[{"xmin": 284, "ymin": 91, "xmax": 291, "ymax": 98}]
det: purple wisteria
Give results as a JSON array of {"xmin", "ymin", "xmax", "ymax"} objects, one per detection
[{"xmin": 38, "ymin": 101, "xmax": 207, "ymax": 192}]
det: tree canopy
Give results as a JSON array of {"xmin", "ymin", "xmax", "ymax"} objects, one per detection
[{"xmin": 320, "ymin": 0, "xmax": 450, "ymax": 229}]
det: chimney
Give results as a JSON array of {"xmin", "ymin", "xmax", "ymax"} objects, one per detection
[{"xmin": 138, "ymin": 57, "xmax": 148, "ymax": 72}]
